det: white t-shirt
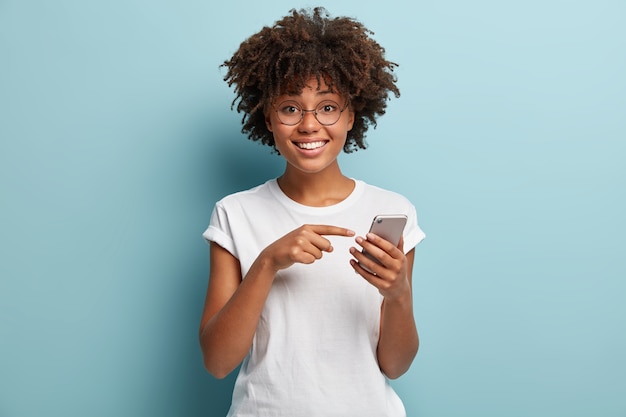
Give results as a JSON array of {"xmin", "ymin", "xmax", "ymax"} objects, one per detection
[{"xmin": 203, "ymin": 179, "xmax": 425, "ymax": 417}]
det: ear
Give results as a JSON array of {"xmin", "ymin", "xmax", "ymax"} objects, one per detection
[
  {"xmin": 346, "ymin": 109, "xmax": 355, "ymax": 131},
  {"xmin": 265, "ymin": 112, "xmax": 273, "ymax": 132}
]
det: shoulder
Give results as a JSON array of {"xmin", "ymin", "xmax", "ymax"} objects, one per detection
[
  {"xmin": 356, "ymin": 180, "xmax": 426, "ymax": 249},
  {"xmin": 357, "ymin": 180, "xmax": 414, "ymax": 208},
  {"xmin": 214, "ymin": 179, "xmax": 276, "ymax": 209}
]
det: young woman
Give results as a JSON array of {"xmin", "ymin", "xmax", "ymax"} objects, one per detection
[{"xmin": 200, "ymin": 8, "xmax": 426, "ymax": 416}]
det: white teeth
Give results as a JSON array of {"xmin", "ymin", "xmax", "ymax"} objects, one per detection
[{"xmin": 296, "ymin": 141, "xmax": 326, "ymax": 150}]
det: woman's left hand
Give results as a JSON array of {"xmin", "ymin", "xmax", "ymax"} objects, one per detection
[{"xmin": 349, "ymin": 233, "xmax": 410, "ymax": 300}]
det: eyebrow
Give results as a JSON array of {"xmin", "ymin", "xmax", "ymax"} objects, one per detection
[{"xmin": 282, "ymin": 90, "xmax": 336, "ymax": 100}]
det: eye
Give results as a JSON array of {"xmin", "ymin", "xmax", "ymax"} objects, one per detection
[
  {"xmin": 277, "ymin": 102, "xmax": 301, "ymax": 115},
  {"xmin": 317, "ymin": 101, "xmax": 339, "ymax": 114}
]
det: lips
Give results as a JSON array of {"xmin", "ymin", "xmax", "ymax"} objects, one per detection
[{"xmin": 293, "ymin": 140, "xmax": 328, "ymax": 150}]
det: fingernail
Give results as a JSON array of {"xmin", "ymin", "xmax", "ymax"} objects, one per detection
[
  {"xmin": 350, "ymin": 259, "xmax": 359, "ymax": 273},
  {"xmin": 355, "ymin": 236, "xmax": 364, "ymax": 244}
]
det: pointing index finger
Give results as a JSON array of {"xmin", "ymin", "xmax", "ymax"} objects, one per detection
[{"xmin": 308, "ymin": 224, "xmax": 355, "ymax": 237}]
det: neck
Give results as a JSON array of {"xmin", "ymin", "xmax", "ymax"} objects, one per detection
[{"xmin": 277, "ymin": 163, "xmax": 354, "ymax": 207}]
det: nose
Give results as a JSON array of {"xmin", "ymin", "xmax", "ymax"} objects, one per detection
[{"xmin": 298, "ymin": 110, "xmax": 321, "ymax": 132}]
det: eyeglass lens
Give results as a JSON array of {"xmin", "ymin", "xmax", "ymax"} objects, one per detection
[{"xmin": 275, "ymin": 100, "xmax": 344, "ymax": 126}]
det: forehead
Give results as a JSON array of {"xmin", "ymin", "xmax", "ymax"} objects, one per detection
[
  {"xmin": 275, "ymin": 92, "xmax": 343, "ymax": 109},
  {"xmin": 280, "ymin": 74, "xmax": 337, "ymax": 95},
  {"xmin": 265, "ymin": 75, "xmax": 348, "ymax": 112}
]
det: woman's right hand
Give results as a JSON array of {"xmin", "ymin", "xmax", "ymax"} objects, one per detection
[
  {"xmin": 260, "ymin": 224, "xmax": 355, "ymax": 272},
  {"xmin": 200, "ymin": 224, "xmax": 354, "ymax": 378}
]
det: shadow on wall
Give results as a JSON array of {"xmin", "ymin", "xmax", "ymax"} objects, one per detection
[
  {"xmin": 203, "ymin": 130, "xmax": 283, "ymax": 201},
  {"xmin": 177, "ymin": 251, "xmax": 240, "ymax": 417},
  {"xmin": 181, "ymin": 125, "xmax": 282, "ymax": 416}
]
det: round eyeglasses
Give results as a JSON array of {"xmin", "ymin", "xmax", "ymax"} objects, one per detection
[{"xmin": 273, "ymin": 100, "xmax": 349, "ymax": 126}]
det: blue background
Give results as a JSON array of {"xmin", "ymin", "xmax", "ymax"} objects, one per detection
[{"xmin": 1, "ymin": 1, "xmax": 625, "ymax": 416}]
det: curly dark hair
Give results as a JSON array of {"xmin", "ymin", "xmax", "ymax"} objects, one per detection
[{"xmin": 222, "ymin": 7, "xmax": 400, "ymax": 153}]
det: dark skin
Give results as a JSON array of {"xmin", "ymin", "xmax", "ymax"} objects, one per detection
[
  {"xmin": 222, "ymin": 7, "xmax": 400, "ymax": 153},
  {"xmin": 199, "ymin": 78, "xmax": 419, "ymax": 379}
]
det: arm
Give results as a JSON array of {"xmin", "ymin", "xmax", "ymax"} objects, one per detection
[
  {"xmin": 199, "ymin": 225, "xmax": 355, "ymax": 379},
  {"xmin": 376, "ymin": 249, "xmax": 418, "ymax": 379},
  {"xmin": 199, "ymin": 242, "xmax": 276, "ymax": 379},
  {"xmin": 350, "ymin": 236, "xmax": 419, "ymax": 379}
]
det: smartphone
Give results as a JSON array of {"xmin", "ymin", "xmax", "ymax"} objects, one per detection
[{"xmin": 360, "ymin": 214, "xmax": 407, "ymax": 273}]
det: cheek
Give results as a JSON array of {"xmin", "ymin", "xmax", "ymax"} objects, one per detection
[{"xmin": 269, "ymin": 124, "xmax": 295, "ymax": 151}]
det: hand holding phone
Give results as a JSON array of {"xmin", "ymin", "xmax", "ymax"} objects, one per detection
[{"xmin": 360, "ymin": 214, "xmax": 407, "ymax": 273}]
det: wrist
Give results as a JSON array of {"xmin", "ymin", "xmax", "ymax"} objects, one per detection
[
  {"xmin": 383, "ymin": 288, "xmax": 413, "ymax": 308},
  {"xmin": 255, "ymin": 249, "xmax": 281, "ymax": 278}
]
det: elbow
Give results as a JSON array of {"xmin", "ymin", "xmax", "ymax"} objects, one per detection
[
  {"xmin": 202, "ymin": 355, "xmax": 236, "ymax": 380},
  {"xmin": 204, "ymin": 364, "xmax": 231, "ymax": 380},
  {"xmin": 381, "ymin": 364, "xmax": 410, "ymax": 380},
  {"xmin": 381, "ymin": 352, "xmax": 416, "ymax": 379},
  {"xmin": 199, "ymin": 333, "xmax": 243, "ymax": 379},
  {"xmin": 379, "ymin": 343, "xmax": 419, "ymax": 380},
  {"xmin": 199, "ymin": 327, "xmax": 231, "ymax": 379},
  {"xmin": 200, "ymin": 338, "xmax": 239, "ymax": 379},
  {"xmin": 199, "ymin": 323, "xmax": 247, "ymax": 379}
]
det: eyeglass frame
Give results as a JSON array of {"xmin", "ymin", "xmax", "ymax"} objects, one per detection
[{"xmin": 271, "ymin": 99, "xmax": 350, "ymax": 126}]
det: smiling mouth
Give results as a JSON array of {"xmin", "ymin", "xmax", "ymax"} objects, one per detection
[{"xmin": 294, "ymin": 140, "xmax": 328, "ymax": 150}]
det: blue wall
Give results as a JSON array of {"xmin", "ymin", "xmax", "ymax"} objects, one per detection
[{"xmin": 1, "ymin": 1, "xmax": 624, "ymax": 416}]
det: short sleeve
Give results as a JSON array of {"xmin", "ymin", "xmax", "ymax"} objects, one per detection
[
  {"xmin": 403, "ymin": 203, "xmax": 426, "ymax": 253},
  {"xmin": 202, "ymin": 202, "xmax": 239, "ymax": 259}
]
